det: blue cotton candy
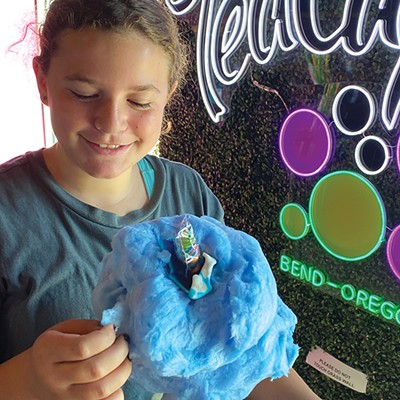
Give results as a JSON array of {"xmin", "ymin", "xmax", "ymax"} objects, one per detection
[{"xmin": 92, "ymin": 214, "xmax": 299, "ymax": 399}]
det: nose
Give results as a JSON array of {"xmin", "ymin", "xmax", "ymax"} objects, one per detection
[{"xmin": 94, "ymin": 99, "xmax": 129, "ymax": 134}]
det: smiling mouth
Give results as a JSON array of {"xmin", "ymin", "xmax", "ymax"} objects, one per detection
[
  {"xmin": 97, "ymin": 144, "xmax": 121, "ymax": 149},
  {"xmin": 84, "ymin": 136, "xmax": 132, "ymax": 152}
]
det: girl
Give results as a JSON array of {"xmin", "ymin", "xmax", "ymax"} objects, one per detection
[{"xmin": 0, "ymin": 1, "xmax": 319, "ymax": 399}]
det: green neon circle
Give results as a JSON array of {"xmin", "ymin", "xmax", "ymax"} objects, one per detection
[
  {"xmin": 279, "ymin": 203, "xmax": 310, "ymax": 240},
  {"xmin": 309, "ymin": 170, "xmax": 386, "ymax": 261}
]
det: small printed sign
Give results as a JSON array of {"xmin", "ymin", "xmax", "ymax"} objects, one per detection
[{"xmin": 306, "ymin": 346, "xmax": 368, "ymax": 393}]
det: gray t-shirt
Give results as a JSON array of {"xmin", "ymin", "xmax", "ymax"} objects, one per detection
[{"xmin": 0, "ymin": 149, "xmax": 224, "ymax": 398}]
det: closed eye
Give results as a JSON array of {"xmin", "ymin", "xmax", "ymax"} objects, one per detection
[
  {"xmin": 128, "ymin": 100, "xmax": 151, "ymax": 110},
  {"xmin": 70, "ymin": 90, "xmax": 98, "ymax": 101},
  {"xmin": 70, "ymin": 90, "xmax": 151, "ymax": 109}
]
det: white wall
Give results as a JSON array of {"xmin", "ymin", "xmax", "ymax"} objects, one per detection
[{"xmin": 0, "ymin": 0, "xmax": 51, "ymax": 164}]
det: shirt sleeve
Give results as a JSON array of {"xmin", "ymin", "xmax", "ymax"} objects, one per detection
[{"xmin": 198, "ymin": 177, "xmax": 225, "ymax": 223}]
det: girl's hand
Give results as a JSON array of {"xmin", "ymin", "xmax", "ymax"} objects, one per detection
[{"xmin": 25, "ymin": 319, "xmax": 131, "ymax": 399}]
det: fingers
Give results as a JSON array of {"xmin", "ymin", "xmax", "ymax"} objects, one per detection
[
  {"xmin": 104, "ymin": 388, "xmax": 125, "ymax": 400},
  {"xmin": 36, "ymin": 323, "xmax": 116, "ymax": 363},
  {"xmin": 58, "ymin": 335, "xmax": 130, "ymax": 384},
  {"xmin": 29, "ymin": 320, "xmax": 132, "ymax": 399},
  {"xmin": 51, "ymin": 319, "xmax": 104, "ymax": 335},
  {"xmin": 70, "ymin": 356, "xmax": 132, "ymax": 399}
]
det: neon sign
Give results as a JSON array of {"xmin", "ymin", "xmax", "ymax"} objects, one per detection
[
  {"xmin": 354, "ymin": 136, "xmax": 392, "ymax": 175},
  {"xmin": 279, "ymin": 171, "xmax": 387, "ymax": 261},
  {"xmin": 308, "ymin": 171, "xmax": 386, "ymax": 261},
  {"xmin": 280, "ymin": 254, "xmax": 400, "ymax": 326},
  {"xmin": 387, "ymin": 225, "xmax": 400, "ymax": 280},
  {"xmin": 331, "ymin": 85, "xmax": 376, "ymax": 136},
  {"xmin": 166, "ymin": 0, "xmax": 400, "ymax": 127},
  {"xmin": 279, "ymin": 203, "xmax": 309, "ymax": 240},
  {"xmin": 166, "ymin": 1, "xmax": 400, "ymax": 288},
  {"xmin": 279, "ymin": 108, "xmax": 334, "ymax": 177}
]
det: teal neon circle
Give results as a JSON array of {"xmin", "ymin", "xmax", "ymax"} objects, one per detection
[
  {"xmin": 309, "ymin": 170, "xmax": 386, "ymax": 261},
  {"xmin": 280, "ymin": 203, "xmax": 310, "ymax": 240}
]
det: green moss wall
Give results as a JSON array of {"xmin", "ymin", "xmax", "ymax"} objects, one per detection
[{"xmin": 159, "ymin": 13, "xmax": 400, "ymax": 399}]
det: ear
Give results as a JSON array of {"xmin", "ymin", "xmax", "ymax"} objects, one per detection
[{"xmin": 33, "ymin": 57, "xmax": 49, "ymax": 106}]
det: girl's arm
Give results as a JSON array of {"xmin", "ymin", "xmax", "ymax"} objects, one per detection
[{"xmin": 247, "ymin": 369, "xmax": 321, "ymax": 400}]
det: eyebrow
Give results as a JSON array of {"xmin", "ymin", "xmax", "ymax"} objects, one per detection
[
  {"xmin": 64, "ymin": 74, "xmax": 160, "ymax": 93},
  {"xmin": 64, "ymin": 74, "xmax": 96, "ymax": 85}
]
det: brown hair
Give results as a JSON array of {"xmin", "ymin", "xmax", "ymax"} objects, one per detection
[{"xmin": 36, "ymin": 0, "xmax": 188, "ymax": 91}]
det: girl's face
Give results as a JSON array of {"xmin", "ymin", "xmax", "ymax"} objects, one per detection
[{"xmin": 34, "ymin": 29, "xmax": 173, "ymax": 179}]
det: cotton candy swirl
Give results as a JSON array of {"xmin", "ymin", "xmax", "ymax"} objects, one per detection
[{"xmin": 92, "ymin": 214, "xmax": 299, "ymax": 399}]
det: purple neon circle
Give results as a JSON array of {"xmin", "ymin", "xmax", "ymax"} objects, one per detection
[
  {"xmin": 397, "ymin": 135, "xmax": 400, "ymax": 173},
  {"xmin": 279, "ymin": 108, "xmax": 334, "ymax": 177},
  {"xmin": 387, "ymin": 225, "xmax": 400, "ymax": 280}
]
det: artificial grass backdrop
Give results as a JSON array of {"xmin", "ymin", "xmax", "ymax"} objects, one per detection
[{"xmin": 159, "ymin": 9, "xmax": 400, "ymax": 400}]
